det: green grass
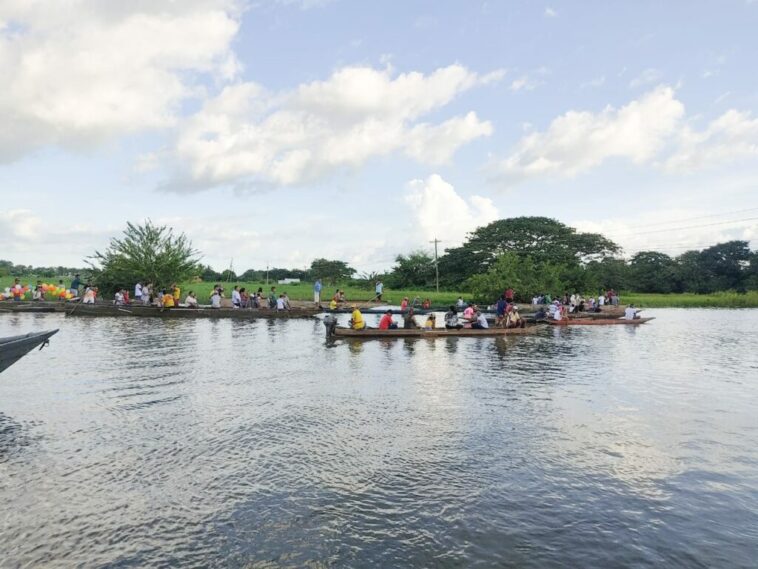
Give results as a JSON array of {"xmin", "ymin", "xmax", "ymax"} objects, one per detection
[
  {"xmin": 3, "ymin": 275, "xmax": 758, "ymax": 307},
  {"xmin": 620, "ymin": 291, "xmax": 758, "ymax": 308}
]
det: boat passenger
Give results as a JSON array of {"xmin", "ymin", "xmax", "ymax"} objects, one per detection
[
  {"xmin": 33, "ymin": 285, "xmax": 43, "ymax": 301},
  {"xmin": 239, "ymin": 288, "xmax": 248, "ymax": 308},
  {"xmin": 495, "ymin": 295, "xmax": 507, "ymax": 327},
  {"xmin": 134, "ymin": 282, "xmax": 143, "ymax": 302},
  {"xmin": 422, "ymin": 298, "xmax": 431, "ymax": 309},
  {"xmin": 329, "ymin": 298, "xmax": 338, "ymax": 310},
  {"xmin": 114, "ymin": 289, "xmax": 125, "ymax": 305},
  {"xmin": 232, "ymin": 285, "xmax": 241, "ymax": 308},
  {"xmin": 424, "ymin": 313, "xmax": 436, "ymax": 330},
  {"xmin": 506, "ymin": 306, "xmax": 525, "ymax": 328},
  {"xmin": 210, "ymin": 290, "xmax": 221, "ymax": 309},
  {"xmin": 445, "ymin": 305, "xmax": 463, "ymax": 329},
  {"xmin": 534, "ymin": 307, "xmax": 547, "ymax": 320},
  {"xmin": 456, "ymin": 297, "xmax": 465, "ymax": 309},
  {"xmin": 163, "ymin": 291, "xmax": 175, "ymax": 308},
  {"xmin": 400, "ymin": 297, "xmax": 409, "ymax": 311},
  {"xmin": 276, "ymin": 294, "xmax": 288, "ymax": 311},
  {"xmin": 349, "ymin": 305, "xmax": 365, "ymax": 330},
  {"xmin": 172, "ymin": 283, "xmax": 180, "ymax": 307},
  {"xmin": 378, "ymin": 310, "xmax": 397, "ymax": 330},
  {"xmin": 624, "ymin": 304, "xmax": 638, "ymax": 320},
  {"xmin": 70, "ymin": 274, "xmax": 81, "ymax": 297},
  {"xmin": 338, "ymin": 290, "xmax": 346, "ymax": 303},
  {"xmin": 282, "ymin": 292, "xmax": 291, "ymax": 310},
  {"xmin": 332, "ymin": 290, "xmax": 341, "ymax": 304},
  {"xmin": 462, "ymin": 304, "xmax": 475, "ymax": 326},
  {"xmin": 471, "ymin": 310, "xmax": 489, "ymax": 329},
  {"xmin": 504, "ymin": 287, "xmax": 515, "ymax": 303},
  {"xmin": 185, "ymin": 292, "xmax": 199, "ymax": 308},
  {"xmin": 403, "ymin": 307, "xmax": 418, "ymax": 329},
  {"xmin": 268, "ymin": 287, "xmax": 277, "ymax": 309},
  {"xmin": 375, "ymin": 280, "xmax": 383, "ymax": 302},
  {"xmin": 82, "ymin": 286, "xmax": 96, "ymax": 304}
]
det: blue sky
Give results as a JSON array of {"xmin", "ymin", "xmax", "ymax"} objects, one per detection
[{"xmin": 1, "ymin": 0, "xmax": 757, "ymax": 272}]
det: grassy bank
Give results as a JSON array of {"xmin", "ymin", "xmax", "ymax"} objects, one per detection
[
  {"xmin": 3, "ymin": 276, "xmax": 758, "ymax": 307},
  {"xmin": 620, "ymin": 291, "xmax": 758, "ymax": 308}
]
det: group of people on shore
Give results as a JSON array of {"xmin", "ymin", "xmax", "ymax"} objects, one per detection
[{"xmin": 531, "ymin": 289, "xmax": 621, "ymax": 313}]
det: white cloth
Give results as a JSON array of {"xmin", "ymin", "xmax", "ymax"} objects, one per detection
[{"xmin": 624, "ymin": 307, "xmax": 637, "ymax": 320}]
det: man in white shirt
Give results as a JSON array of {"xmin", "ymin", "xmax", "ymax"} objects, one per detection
[
  {"xmin": 624, "ymin": 304, "xmax": 638, "ymax": 320},
  {"xmin": 210, "ymin": 291, "xmax": 221, "ymax": 309},
  {"xmin": 232, "ymin": 286, "xmax": 241, "ymax": 308},
  {"xmin": 471, "ymin": 311, "xmax": 489, "ymax": 329},
  {"xmin": 276, "ymin": 295, "xmax": 287, "ymax": 310},
  {"xmin": 185, "ymin": 292, "xmax": 199, "ymax": 308},
  {"xmin": 134, "ymin": 282, "xmax": 143, "ymax": 301},
  {"xmin": 114, "ymin": 290, "xmax": 124, "ymax": 305}
]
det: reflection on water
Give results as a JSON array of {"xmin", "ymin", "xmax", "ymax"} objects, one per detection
[{"xmin": 1, "ymin": 309, "xmax": 757, "ymax": 567}]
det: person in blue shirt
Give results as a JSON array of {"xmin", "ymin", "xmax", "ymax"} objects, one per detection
[
  {"xmin": 375, "ymin": 280, "xmax": 383, "ymax": 301},
  {"xmin": 70, "ymin": 274, "xmax": 81, "ymax": 297},
  {"xmin": 313, "ymin": 279, "xmax": 322, "ymax": 305}
]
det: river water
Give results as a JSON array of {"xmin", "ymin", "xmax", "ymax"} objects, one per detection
[{"xmin": 1, "ymin": 309, "xmax": 756, "ymax": 567}]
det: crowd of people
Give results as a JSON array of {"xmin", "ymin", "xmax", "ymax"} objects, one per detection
[{"xmin": 531, "ymin": 289, "xmax": 621, "ymax": 313}]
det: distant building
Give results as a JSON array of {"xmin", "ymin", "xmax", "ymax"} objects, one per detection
[{"xmin": 278, "ymin": 278, "xmax": 301, "ymax": 285}]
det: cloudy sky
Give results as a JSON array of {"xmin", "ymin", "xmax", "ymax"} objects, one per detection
[{"xmin": 2, "ymin": 0, "xmax": 757, "ymax": 272}]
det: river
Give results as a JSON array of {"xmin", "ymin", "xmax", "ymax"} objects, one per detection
[{"xmin": 1, "ymin": 309, "xmax": 756, "ymax": 567}]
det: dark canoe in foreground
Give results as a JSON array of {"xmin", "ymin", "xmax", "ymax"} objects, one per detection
[
  {"xmin": 327, "ymin": 324, "xmax": 542, "ymax": 339},
  {"xmin": 63, "ymin": 304, "xmax": 319, "ymax": 320},
  {"xmin": 0, "ymin": 302, "xmax": 60, "ymax": 313},
  {"xmin": 548, "ymin": 317, "xmax": 655, "ymax": 326},
  {"xmin": 0, "ymin": 329, "xmax": 59, "ymax": 374}
]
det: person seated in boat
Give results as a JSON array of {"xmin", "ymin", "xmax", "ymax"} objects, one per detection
[
  {"xmin": 162, "ymin": 290, "xmax": 175, "ymax": 308},
  {"xmin": 282, "ymin": 292, "xmax": 291, "ymax": 310},
  {"xmin": 422, "ymin": 298, "xmax": 431, "ymax": 309},
  {"xmin": 232, "ymin": 286, "xmax": 241, "ymax": 308},
  {"xmin": 471, "ymin": 310, "xmax": 489, "ymax": 329},
  {"xmin": 276, "ymin": 294, "xmax": 288, "ymax": 311},
  {"xmin": 495, "ymin": 294, "xmax": 508, "ymax": 327},
  {"xmin": 185, "ymin": 291, "xmax": 199, "ymax": 308},
  {"xmin": 445, "ymin": 305, "xmax": 463, "ymax": 329},
  {"xmin": 403, "ymin": 307, "xmax": 418, "ymax": 329},
  {"xmin": 338, "ymin": 290, "xmax": 346, "ymax": 303},
  {"xmin": 504, "ymin": 287, "xmax": 515, "ymax": 304},
  {"xmin": 456, "ymin": 297, "xmax": 465, "ymax": 309},
  {"xmin": 462, "ymin": 303, "xmax": 476, "ymax": 326},
  {"xmin": 349, "ymin": 305, "xmax": 365, "ymax": 330},
  {"xmin": 114, "ymin": 289, "xmax": 125, "ymax": 305},
  {"xmin": 33, "ymin": 284, "xmax": 44, "ymax": 301},
  {"xmin": 82, "ymin": 286, "xmax": 96, "ymax": 304},
  {"xmin": 378, "ymin": 310, "xmax": 397, "ymax": 330},
  {"xmin": 172, "ymin": 283, "xmax": 181, "ymax": 307},
  {"xmin": 506, "ymin": 305, "xmax": 525, "ymax": 328},
  {"xmin": 534, "ymin": 306, "xmax": 547, "ymax": 320},
  {"xmin": 210, "ymin": 289, "xmax": 222, "ymax": 309},
  {"xmin": 268, "ymin": 287, "xmax": 277, "ymax": 308},
  {"xmin": 423, "ymin": 313, "xmax": 436, "ymax": 330},
  {"xmin": 624, "ymin": 304, "xmax": 639, "ymax": 320},
  {"xmin": 400, "ymin": 297, "xmax": 409, "ymax": 311},
  {"xmin": 329, "ymin": 297, "xmax": 338, "ymax": 310},
  {"xmin": 239, "ymin": 288, "xmax": 248, "ymax": 308},
  {"xmin": 553, "ymin": 304, "xmax": 567, "ymax": 321}
]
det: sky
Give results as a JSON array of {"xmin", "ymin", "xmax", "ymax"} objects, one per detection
[{"xmin": 1, "ymin": 0, "xmax": 757, "ymax": 273}]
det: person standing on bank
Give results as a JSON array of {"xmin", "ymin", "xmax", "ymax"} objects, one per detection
[
  {"xmin": 313, "ymin": 279, "xmax": 322, "ymax": 305},
  {"xmin": 375, "ymin": 280, "xmax": 383, "ymax": 302}
]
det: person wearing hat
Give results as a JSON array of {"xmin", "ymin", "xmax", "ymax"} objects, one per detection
[
  {"xmin": 349, "ymin": 304, "xmax": 365, "ymax": 330},
  {"xmin": 506, "ymin": 305, "xmax": 525, "ymax": 328}
]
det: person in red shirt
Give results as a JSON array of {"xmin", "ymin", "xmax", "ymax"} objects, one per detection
[
  {"xmin": 378, "ymin": 310, "xmax": 397, "ymax": 330},
  {"xmin": 504, "ymin": 287, "xmax": 515, "ymax": 303}
]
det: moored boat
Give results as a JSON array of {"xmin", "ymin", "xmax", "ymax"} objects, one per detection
[
  {"xmin": 548, "ymin": 317, "xmax": 654, "ymax": 326},
  {"xmin": 0, "ymin": 329, "xmax": 59, "ymax": 374},
  {"xmin": 325, "ymin": 323, "xmax": 542, "ymax": 339},
  {"xmin": 63, "ymin": 303, "xmax": 318, "ymax": 320}
]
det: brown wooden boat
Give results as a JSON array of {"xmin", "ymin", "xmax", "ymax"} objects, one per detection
[
  {"xmin": 63, "ymin": 303, "xmax": 318, "ymax": 320},
  {"xmin": 327, "ymin": 324, "xmax": 542, "ymax": 338},
  {"xmin": 548, "ymin": 317, "xmax": 654, "ymax": 326}
]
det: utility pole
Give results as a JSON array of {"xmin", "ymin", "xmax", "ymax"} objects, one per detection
[
  {"xmin": 429, "ymin": 237, "xmax": 442, "ymax": 293},
  {"xmin": 266, "ymin": 263, "xmax": 269, "ymax": 285}
]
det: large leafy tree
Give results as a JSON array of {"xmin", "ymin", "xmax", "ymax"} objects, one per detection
[
  {"xmin": 87, "ymin": 221, "xmax": 200, "ymax": 293},
  {"xmin": 439, "ymin": 217, "xmax": 620, "ymax": 286},
  {"xmin": 465, "ymin": 253, "xmax": 564, "ymax": 302},
  {"xmin": 309, "ymin": 258, "xmax": 355, "ymax": 285},
  {"xmin": 628, "ymin": 251, "xmax": 680, "ymax": 293},
  {"xmin": 697, "ymin": 240, "xmax": 751, "ymax": 291},
  {"xmin": 386, "ymin": 250, "xmax": 436, "ymax": 288}
]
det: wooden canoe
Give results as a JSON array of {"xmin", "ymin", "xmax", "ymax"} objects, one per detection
[
  {"xmin": 548, "ymin": 317, "xmax": 655, "ymax": 326},
  {"xmin": 328, "ymin": 325, "xmax": 541, "ymax": 338},
  {"xmin": 63, "ymin": 304, "xmax": 319, "ymax": 320},
  {"xmin": 0, "ymin": 329, "xmax": 59, "ymax": 374}
]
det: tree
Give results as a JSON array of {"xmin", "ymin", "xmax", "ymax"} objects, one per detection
[
  {"xmin": 465, "ymin": 253, "xmax": 564, "ymax": 302},
  {"xmin": 628, "ymin": 251, "xmax": 679, "ymax": 293},
  {"xmin": 87, "ymin": 221, "xmax": 200, "ymax": 293},
  {"xmin": 438, "ymin": 216, "xmax": 620, "ymax": 286},
  {"xmin": 584, "ymin": 258, "xmax": 630, "ymax": 292},
  {"xmin": 386, "ymin": 250, "xmax": 435, "ymax": 288},
  {"xmin": 309, "ymin": 258, "xmax": 355, "ymax": 285},
  {"xmin": 697, "ymin": 240, "xmax": 751, "ymax": 291}
]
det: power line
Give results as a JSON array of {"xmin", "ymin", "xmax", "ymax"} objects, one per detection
[
  {"xmin": 613, "ymin": 206, "xmax": 758, "ymax": 231},
  {"xmin": 607, "ymin": 216, "xmax": 758, "ymax": 238}
]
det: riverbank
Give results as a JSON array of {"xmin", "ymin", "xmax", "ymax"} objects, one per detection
[{"xmin": 3, "ymin": 277, "xmax": 757, "ymax": 308}]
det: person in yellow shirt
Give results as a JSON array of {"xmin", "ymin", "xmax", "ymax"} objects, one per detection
[
  {"xmin": 329, "ymin": 298, "xmax": 338, "ymax": 310},
  {"xmin": 349, "ymin": 305, "xmax": 365, "ymax": 330},
  {"xmin": 162, "ymin": 291, "xmax": 175, "ymax": 308},
  {"xmin": 172, "ymin": 283, "xmax": 180, "ymax": 304}
]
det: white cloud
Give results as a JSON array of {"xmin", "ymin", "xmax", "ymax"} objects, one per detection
[
  {"xmin": 665, "ymin": 109, "xmax": 758, "ymax": 171},
  {"xmin": 0, "ymin": 1, "xmax": 241, "ymax": 163},
  {"xmin": 581, "ymin": 76, "xmax": 606, "ymax": 89},
  {"xmin": 544, "ymin": 7, "xmax": 558, "ymax": 17},
  {"xmin": 168, "ymin": 64, "xmax": 502, "ymax": 190},
  {"xmin": 404, "ymin": 174, "xmax": 499, "ymax": 247},
  {"xmin": 629, "ymin": 68, "xmax": 663, "ymax": 88},
  {"xmin": 497, "ymin": 86, "xmax": 685, "ymax": 184}
]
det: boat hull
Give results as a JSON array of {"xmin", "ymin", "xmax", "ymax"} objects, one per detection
[
  {"xmin": 63, "ymin": 304, "xmax": 318, "ymax": 319},
  {"xmin": 548, "ymin": 317, "xmax": 654, "ymax": 326},
  {"xmin": 330, "ymin": 325, "xmax": 541, "ymax": 338},
  {"xmin": 0, "ymin": 329, "xmax": 59, "ymax": 374}
]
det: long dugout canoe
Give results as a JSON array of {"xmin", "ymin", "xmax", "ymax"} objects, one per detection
[
  {"xmin": 0, "ymin": 329, "xmax": 59, "ymax": 374},
  {"xmin": 329, "ymin": 325, "xmax": 542, "ymax": 338},
  {"xmin": 63, "ymin": 304, "xmax": 319, "ymax": 319},
  {"xmin": 547, "ymin": 317, "xmax": 655, "ymax": 326}
]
